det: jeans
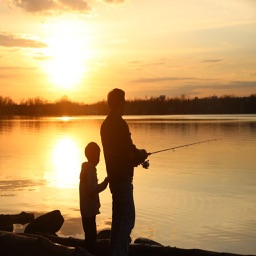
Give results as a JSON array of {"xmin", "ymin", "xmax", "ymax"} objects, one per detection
[
  {"xmin": 82, "ymin": 216, "xmax": 97, "ymax": 253},
  {"xmin": 110, "ymin": 182, "xmax": 135, "ymax": 256}
]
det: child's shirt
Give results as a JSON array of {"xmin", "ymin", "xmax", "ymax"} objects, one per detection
[{"xmin": 79, "ymin": 162, "xmax": 107, "ymax": 218}]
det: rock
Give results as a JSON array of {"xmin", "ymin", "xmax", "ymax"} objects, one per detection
[
  {"xmin": 97, "ymin": 229, "xmax": 111, "ymax": 239},
  {"xmin": 25, "ymin": 210, "xmax": 64, "ymax": 235},
  {"xmin": 1, "ymin": 211, "xmax": 254, "ymax": 256},
  {"xmin": 0, "ymin": 211, "xmax": 34, "ymax": 232},
  {"xmin": 0, "ymin": 231, "xmax": 92, "ymax": 256},
  {"xmin": 134, "ymin": 237, "xmax": 163, "ymax": 246},
  {"xmin": 95, "ymin": 239, "xmax": 111, "ymax": 256},
  {"xmin": 1, "ymin": 230, "xmax": 253, "ymax": 256}
]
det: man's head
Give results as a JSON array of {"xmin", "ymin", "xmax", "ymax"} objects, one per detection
[
  {"xmin": 85, "ymin": 142, "xmax": 100, "ymax": 166},
  {"xmin": 107, "ymin": 88, "xmax": 125, "ymax": 111}
]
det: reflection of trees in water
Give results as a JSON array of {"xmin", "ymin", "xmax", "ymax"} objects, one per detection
[
  {"xmin": 0, "ymin": 119, "xmax": 15, "ymax": 133},
  {"xmin": 0, "ymin": 94, "xmax": 256, "ymax": 115},
  {"xmin": 129, "ymin": 120, "xmax": 256, "ymax": 137}
]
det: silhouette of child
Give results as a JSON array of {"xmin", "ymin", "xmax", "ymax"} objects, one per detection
[{"xmin": 79, "ymin": 142, "xmax": 108, "ymax": 253}]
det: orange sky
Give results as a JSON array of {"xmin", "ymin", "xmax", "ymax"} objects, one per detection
[{"xmin": 0, "ymin": 0, "xmax": 256, "ymax": 103}]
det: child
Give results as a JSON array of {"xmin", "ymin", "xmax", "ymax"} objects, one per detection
[{"xmin": 79, "ymin": 142, "xmax": 108, "ymax": 253}]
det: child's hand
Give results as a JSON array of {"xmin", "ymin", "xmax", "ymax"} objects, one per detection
[{"xmin": 104, "ymin": 177, "xmax": 109, "ymax": 183}]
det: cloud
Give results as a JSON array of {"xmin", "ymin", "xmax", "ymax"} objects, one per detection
[
  {"xmin": 128, "ymin": 77, "xmax": 256, "ymax": 98},
  {"xmin": 225, "ymin": 80, "xmax": 256, "ymax": 89},
  {"xmin": 131, "ymin": 76, "xmax": 215, "ymax": 84},
  {"xmin": 10, "ymin": 0, "xmax": 91, "ymax": 13},
  {"xmin": 0, "ymin": 66, "xmax": 36, "ymax": 70},
  {"xmin": 59, "ymin": 0, "xmax": 91, "ymax": 12},
  {"xmin": 202, "ymin": 59, "xmax": 223, "ymax": 63},
  {"xmin": 0, "ymin": 33, "xmax": 47, "ymax": 48},
  {"xmin": 13, "ymin": 0, "xmax": 56, "ymax": 12},
  {"xmin": 7, "ymin": 0, "xmax": 125, "ymax": 14},
  {"xmin": 0, "ymin": 66, "xmax": 37, "ymax": 79},
  {"xmin": 33, "ymin": 52, "xmax": 52, "ymax": 60},
  {"xmin": 103, "ymin": 0, "xmax": 125, "ymax": 3},
  {"xmin": 169, "ymin": 81, "xmax": 256, "ymax": 96}
]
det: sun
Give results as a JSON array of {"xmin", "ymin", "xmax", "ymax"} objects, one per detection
[
  {"xmin": 42, "ymin": 18, "xmax": 94, "ymax": 90},
  {"xmin": 46, "ymin": 40, "xmax": 84, "ymax": 89}
]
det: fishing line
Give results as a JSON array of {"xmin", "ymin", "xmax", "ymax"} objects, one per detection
[{"xmin": 141, "ymin": 138, "xmax": 222, "ymax": 169}]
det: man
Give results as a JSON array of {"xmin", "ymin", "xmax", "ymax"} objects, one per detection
[{"xmin": 100, "ymin": 88, "xmax": 148, "ymax": 256}]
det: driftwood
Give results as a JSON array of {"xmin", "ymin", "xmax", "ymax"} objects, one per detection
[{"xmin": 0, "ymin": 212, "xmax": 34, "ymax": 231}]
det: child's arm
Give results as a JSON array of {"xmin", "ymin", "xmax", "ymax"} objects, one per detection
[
  {"xmin": 86, "ymin": 168, "xmax": 108, "ymax": 195},
  {"xmin": 96, "ymin": 177, "xmax": 108, "ymax": 193}
]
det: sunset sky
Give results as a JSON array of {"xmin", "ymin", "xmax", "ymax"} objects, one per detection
[{"xmin": 1, "ymin": 0, "xmax": 256, "ymax": 103}]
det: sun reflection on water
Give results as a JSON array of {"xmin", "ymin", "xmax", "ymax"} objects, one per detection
[
  {"xmin": 46, "ymin": 136, "xmax": 81, "ymax": 188},
  {"xmin": 58, "ymin": 116, "xmax": 72, "ymax": 121}
]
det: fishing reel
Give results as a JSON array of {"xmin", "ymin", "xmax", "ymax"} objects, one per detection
[{"xmin": 141, "ymin": 160, "xmax": 150, "ymax": 169}]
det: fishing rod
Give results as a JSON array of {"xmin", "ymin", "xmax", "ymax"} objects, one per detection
[{"xmin": 141, "ymin": 138, "xmax": 222, "ymax": 169}]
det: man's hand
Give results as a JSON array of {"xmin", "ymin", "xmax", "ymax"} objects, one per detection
[
  {"xmin": 139, "ymin": 149, "xmax": 148, "ymax": 162},
  {"xmin": 129, "ymin": 149, "xmax": 148, "ymax": 167}
]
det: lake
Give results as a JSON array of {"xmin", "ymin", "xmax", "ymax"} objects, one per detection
[{"xmin": 0, "ymin": 114, "xmax": 256, "ymax": 255}]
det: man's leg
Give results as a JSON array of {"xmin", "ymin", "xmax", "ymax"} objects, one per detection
[
  {"xmin": 112, "ymin": 183, "xmax": 135, "ymax": 256},
  {"xmin": 110, "ymin": 191, "xmax": 122, "ymax": 255}
]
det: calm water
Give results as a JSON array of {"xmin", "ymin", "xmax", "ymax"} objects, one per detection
[{"xmin": 0, "ymin": 115, "xmax": 256, "ymax": 255}]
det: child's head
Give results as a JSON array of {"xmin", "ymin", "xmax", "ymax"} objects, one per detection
[{"xmin": 84, "ymin": 142, "xmax": 100, "ymax": 166}]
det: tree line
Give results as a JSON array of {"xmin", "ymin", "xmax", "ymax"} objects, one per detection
[{"xmin": 0, "ymin": 94, "xmax": 255, "ymax": 116}]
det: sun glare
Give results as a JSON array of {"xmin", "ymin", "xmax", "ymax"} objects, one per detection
[
  {"xmin": 47, "ymin": 136, "xmax": 81, "ymax": 188},
  {"xmin": 43, "ymin": 19, "xmax": 94, "ymax": 90}
]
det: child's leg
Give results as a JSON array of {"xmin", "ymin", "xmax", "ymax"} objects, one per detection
[{"xmin": 82, "ymin": 216, "xmax": 97, "ymax": 252}]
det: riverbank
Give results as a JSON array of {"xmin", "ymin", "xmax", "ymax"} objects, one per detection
[{"xmin": 1, "ymin": 211, "xmax": 255, "ymax": 256}]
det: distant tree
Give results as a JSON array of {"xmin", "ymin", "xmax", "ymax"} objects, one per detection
[
  {"xmin": 1, "ymin": 94, "xmax": 256, "ymax": 116},
  {"xmin": 55, "ymin": 95, "xmax": 70, "ymax": 104},
  {"xmin": 20, "ymin": 97, "xmax": 48, "ymax": 106},
  {"xmin": 0, "ymin": 96, "xmax": 14, "ymax": 106}
]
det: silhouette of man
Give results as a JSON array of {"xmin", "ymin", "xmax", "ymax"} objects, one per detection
[{"xmin": 100, "ymin": 88, "xmax": 148, "ymax": 256}]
